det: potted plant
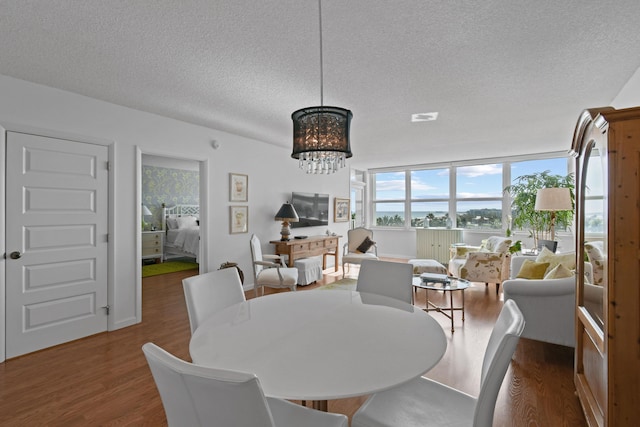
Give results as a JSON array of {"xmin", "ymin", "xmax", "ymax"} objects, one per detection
[{"xmin": 503, "ymin": 171, "xmax": 575, "ymax": 249}]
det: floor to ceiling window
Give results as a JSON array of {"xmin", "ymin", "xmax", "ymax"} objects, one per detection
[{"xmin": 369, "ymin": 153, "xmax": 570, "ymax": 232}]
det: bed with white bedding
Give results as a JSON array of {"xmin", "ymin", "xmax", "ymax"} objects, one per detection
[{"xmin": 162, "ymin": 204, "xmax": 200, "ymax": 262}]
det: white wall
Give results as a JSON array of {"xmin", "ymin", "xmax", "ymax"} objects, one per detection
[
  {"xmin": 612, "ymin": 67, "xmax": 640, "ymax": 108},
  {"xmin": 143, "ymin": 153, "xmax": 199, "ymax": 171},
  {"xmin": 0, "ymin": 75, "xmax": 350, "ymax": 348}
]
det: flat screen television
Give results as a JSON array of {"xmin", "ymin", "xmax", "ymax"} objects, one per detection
[{"xmin": 291, "ymin": 192, "xmax": 329, "ymax": 228}]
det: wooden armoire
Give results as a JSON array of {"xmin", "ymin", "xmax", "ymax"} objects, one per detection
[{"xmin": 570, "ymin": 106, "xmax": 640, "ymax": 426}]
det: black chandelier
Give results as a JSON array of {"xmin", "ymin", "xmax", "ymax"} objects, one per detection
[{"xmin": 291, "ymin": 0, "xmax": 353, "ymax": 174}]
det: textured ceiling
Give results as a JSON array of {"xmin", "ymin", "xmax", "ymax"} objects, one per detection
[{"xmin": 1, "ymin": 0, "xmax": 640, "ymax": 169}]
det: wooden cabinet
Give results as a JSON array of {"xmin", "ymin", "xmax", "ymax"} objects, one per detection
[
  {"xmin": 142, "ymin": 231, "xmax": 164, "ymax": 262},
  {"xmin": 416, "ymin": 228, "xmax": 463, "ymax": 264},
  {"xmin": 571, "ymin": 107, "xmax": 640, "ymax": 426},
  {"xmin": 270, "ymin": 235, "xmax": 341, "ymax": 271}
]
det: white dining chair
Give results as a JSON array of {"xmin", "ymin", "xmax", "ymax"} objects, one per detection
[
  {"xmin": 142, "ymin": 343, "xmax": 348, "ymax": 427},
  {"xmin": 352, "ymin": 299, "xmax": 525, "ymax": 427},
  {"xmin": 182, "ymin": 268, "xmax": 245, "ymax": 334},
  {"xmin": 250, "ymin": 234, "xmax": 298, "ymax": 297},
  {"xmin": 356, "ymin": 259, "xmax": 414, "ymax": 304}
]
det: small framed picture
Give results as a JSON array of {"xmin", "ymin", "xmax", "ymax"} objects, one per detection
[
  {"xmin": 334, "ymin": 197, "xmax": 350, "ymax": 222},
  {"xmin": 229, "ymin": 173, "xmax": 248, "ymax": 202},
  {"xmin": 229, "ymin": 206, "xmax": 248, "ymax": 234}
]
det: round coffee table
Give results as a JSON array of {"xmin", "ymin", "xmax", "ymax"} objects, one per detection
[{"xmin": 412, "ymin": 276, "xmax": 470, "ymax": 332}]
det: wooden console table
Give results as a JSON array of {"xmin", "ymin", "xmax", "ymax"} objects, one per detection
[{"xmin": 270, "ymin": 235, "xmax": 341, "ymax": 272}]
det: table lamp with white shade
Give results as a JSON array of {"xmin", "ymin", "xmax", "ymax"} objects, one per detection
[
  {"xmin": 142, "ymin": 204, "xmax": 153, "ymax": 231},
  {"xmin": 275, "ymin": 202, "xmax": 299, "ymax": 241},
  {"xmin": 534, "ymin": 188, "xmax": 572, "ymax": 241}
]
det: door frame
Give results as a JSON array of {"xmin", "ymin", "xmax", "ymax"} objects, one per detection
[
  {"xmin": 0, "ymin": 121, "xmax": 115, "ymax": 363},
  {"xmin": 135, "ymin": 147, "xmax": 208, "ymax": 322}
]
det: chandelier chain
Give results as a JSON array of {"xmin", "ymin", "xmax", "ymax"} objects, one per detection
[{"xmin": 318, "ymin": 0, "xmax": 324, "ymax": 107}]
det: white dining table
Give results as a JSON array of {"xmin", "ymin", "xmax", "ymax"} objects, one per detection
[{"xmin": 189, "ymin": 290, "xmax": 447, "ymax": 411}]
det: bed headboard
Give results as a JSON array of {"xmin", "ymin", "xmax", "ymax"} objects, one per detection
[{"xmin": 162, "ymin": 204, "xmax": 200, "ymax": 231}]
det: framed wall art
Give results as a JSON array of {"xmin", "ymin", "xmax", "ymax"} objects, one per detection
[
  {"xmin": 229, "ymin": 173, "xmax": 248, "ymax": 202},
  {"xmin": 229, "ymin": 206, "xmax": 248, "ymax": 234},
  {"xmin": 334, "ymin": 197, "xmax": 350, "ymax": 222}
]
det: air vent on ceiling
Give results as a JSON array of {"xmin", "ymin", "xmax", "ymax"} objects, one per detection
[{"xmin": 411, "ymin": 112, "xmax": 439, "ymax": 122}]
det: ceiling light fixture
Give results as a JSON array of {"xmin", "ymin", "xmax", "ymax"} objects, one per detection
[
  {"xmin": 411, "ymin": 112, "xmax": 439, "ymax": 122},
  {"xmin": 291, "ymin": 0, "xmax": 352, "ymax": 174}
]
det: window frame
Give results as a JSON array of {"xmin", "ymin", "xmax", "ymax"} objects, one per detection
[{"xmin": 367, "ymin": 152, "xmax": 570, "ymax": 232}]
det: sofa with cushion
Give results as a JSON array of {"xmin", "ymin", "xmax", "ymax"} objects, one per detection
[
  {"xmin": 502, "ymin": 250, "xmax": 599, "ymax": 348},
  {"xmin": 448, "ymin": 235, "xmax": 512, "ymax": 294}
]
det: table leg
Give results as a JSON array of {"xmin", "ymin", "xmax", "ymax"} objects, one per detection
[
  {"xmin": 419, "ymin": 286, "xmax": 466, "ymax": 333},
  {"xmin": 462, "ymin": 290, "xmax": 465, "ymax": 321},
  {"xmin": 448, "ymin": 290, "xmax": 455, "ymax": 333},
  {"xmin": 313, "ymin": 400, "xmax": 328, "ymax": 411}
]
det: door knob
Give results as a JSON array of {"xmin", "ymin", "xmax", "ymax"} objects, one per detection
[{"xmin": 9, "ymin": 251, "xmax": 22, "ymax": 259}]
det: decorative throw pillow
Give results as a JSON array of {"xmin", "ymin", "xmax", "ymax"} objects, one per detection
[
  {"xmin": 536, "ymin": 246, "xmax": 576, "ymax": 272},
  {"xmin": 356, "ymin": 236, "xmax": 376, "ymax": 253},
  {"xmin": 176, "ymin": 215, "xmax": 198, "ymax": 229},
  {"xmin": 516, "ymin": 260, "xmax": 551, "ymax": 279},
  {"xmin": 544, "ymin": 263, "xmax": 575, "ymax": 279},
  {"xmin": 166, "ymin": 218, "xmax": 179, "ymax": 230}
]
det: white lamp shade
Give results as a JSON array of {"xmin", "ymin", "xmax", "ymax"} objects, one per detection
[
  {"xmin": 535, "ymin": 188, "xmax": 572, "ymax": 211},
  {"xmin": 142, "ymin": 205, "xmax": 153, "ymax": 216}
]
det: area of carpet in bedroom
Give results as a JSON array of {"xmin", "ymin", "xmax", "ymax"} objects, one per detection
[{"xmin": 142, "ymin": 260, "xmax": 199, "ymax": 277}]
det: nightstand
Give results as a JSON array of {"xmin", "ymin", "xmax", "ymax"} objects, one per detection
[{"xmin": 142, "ymin": 231, "xmax": 164, "ymax": 263}]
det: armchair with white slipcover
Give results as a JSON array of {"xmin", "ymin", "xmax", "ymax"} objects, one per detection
[{"xmin": 250, "ymin": 234, "xmax": 298, "ymax": 297}]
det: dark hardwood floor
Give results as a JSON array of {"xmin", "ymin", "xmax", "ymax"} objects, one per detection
[{"xmin": 0, "ymin": 263, "xmax": 586, "ymax": 426}]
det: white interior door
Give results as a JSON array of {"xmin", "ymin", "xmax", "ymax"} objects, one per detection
[{"xmin": 5, "ymin": 131, "xmax": 109, "ymax": 358}]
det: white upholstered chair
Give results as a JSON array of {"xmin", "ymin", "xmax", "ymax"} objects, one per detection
[
  {"xmin": 342, "ymin": 227, "xmax": 378, "ymax": 278},
  {"xmin": 356, "ymin": 259, "xmax": 414, "ymax": 304},
  {"xmin": 182, "ymin": 268, "xmax": 245, "ymax": 334},
  {"xmin": 142, "ymin": 342, "xmax": 348, "ymax": 427},
  {"xmin": 250, "ymin": 234, "xmax": 298, "ymax": 297},
  {"xmin": 352, "ymin": 299, "xmax": 525, "ymax": 427}
]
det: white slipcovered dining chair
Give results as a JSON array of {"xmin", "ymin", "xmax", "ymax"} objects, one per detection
[
  {"xmin": 182, "ymin": 268, "xmax": 245, "ymax": 334},
  {"xmin": 342, "ymin": 227, "xmax": 378, "ymax": 278},
  {"xmin": 356, "ymin": 259, "xmax": 414, "ymax": 304},
  {"xmin": 352, "ymin": 299, "xmax": 525, "ymax": 427},
  {"xmin": 142, "ymin": 343, "xmax": 348, "ymax": 427},
  {"xmin": 250, "ymin": 234, "xmax": 298, "ymax": 297}
]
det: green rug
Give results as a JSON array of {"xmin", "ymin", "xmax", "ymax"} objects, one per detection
[
  {"xmin": 142, "ymin": 261, "xmax": 199, "ymax": 278},
  {"xmin": 316, "ymin": 277, "xmax": 357, "ymax": 291}
]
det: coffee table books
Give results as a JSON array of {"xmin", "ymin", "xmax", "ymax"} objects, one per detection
[{"xmin": 419, "ymin": 272, "xmax": 452, "ymax": 285}]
